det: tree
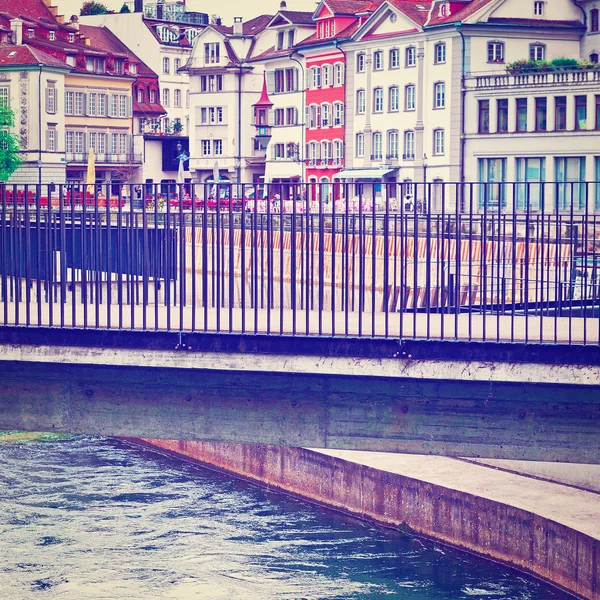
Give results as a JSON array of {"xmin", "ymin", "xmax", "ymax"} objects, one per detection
[
  {"xmin": 80, "ymin": 1, "xmax": 109, "ymax": 15},
  {"xmin": 0, "ymin": 104, "xmax": 22, "ymax": 182},
  {"xmin": 119, "ymin": 3, "xmax": 131, "ymax": 12}
]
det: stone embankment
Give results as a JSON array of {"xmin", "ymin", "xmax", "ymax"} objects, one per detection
[{"xmin": 130, "ymin": 439, "xmax": 600, "ymax": 600}]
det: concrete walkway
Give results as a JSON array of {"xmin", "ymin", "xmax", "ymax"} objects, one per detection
[{"xmin": 316, "ymin": 450, "xmax": 600, "ymax": 540}]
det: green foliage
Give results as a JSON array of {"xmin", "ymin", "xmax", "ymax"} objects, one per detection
[
  {"xmin": 507, "ymin": 57, "xmax": 600, "ymax": 74},
  {"xmin": 119, "ymin": 3, "xmax": 131, "ymax": 12},
  {"xmin": 0, "ymin": 104, "xmax": 21, "ymax": 183},
  {"xmin": 80, "ymin": 1, "xmax": 109, "ymax": 15}
]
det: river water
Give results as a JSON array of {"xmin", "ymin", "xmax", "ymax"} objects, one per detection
[{"xmin": 0, "ymin": 437, "xmax": 571, "ymax": 599}]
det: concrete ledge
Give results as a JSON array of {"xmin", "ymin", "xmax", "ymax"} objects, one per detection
[
  {"xmin": 130, "ymin": 439, "xmax": 600, "ymax": 600},
  {"xmin": 0, "ymin": 343, "xmax": 598, "ymax": 386}
]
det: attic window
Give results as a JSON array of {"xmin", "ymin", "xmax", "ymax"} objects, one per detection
[
  {"xmin": 69, "ymin": 33, "xmax": 75, "ymax": 42},
  {"xmin": 438, "ymin": 3, "xmax": 450, "ymax": 17},
  {"xmin": 8, "ymin": 51, "xmax": 16, "ymax": 57},
  {"xmin": 129, "ymin": 63, "xmax": 137, "ymax": 74},
  {"xmin": 49, "ymin": 31, "xmax": 55, "ymax": 41},
  {"xmin": 28, "ymin": 28, "xmax": 34, "ymax": 38},
  {"xmin": 390, "ymin": 13, "xmax": 397, "ymax": 23}
]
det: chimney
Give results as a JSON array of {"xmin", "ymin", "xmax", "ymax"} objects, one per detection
[
  {"xmin": 10, "ymin": 19, "xmax": 22, "ymax": 45},
  {"xmin": 280, "ymin": 0, "xmax": 287, "ymax": 8},
  {"xmin": 233, "ymin": 16, "xmax": 243, "ymax": 36},
  {"xmin": 69, "ymin": 15, "xmax": 79, "ymax": 31},
  {"xmin": 134, "ymin": 0, "xmax": 143, "ymax": 12}
]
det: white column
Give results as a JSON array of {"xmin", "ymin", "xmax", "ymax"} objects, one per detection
[
  {"xmin": 526, "ymin": 96, "xmax": 536, "ymax": 132},
  {"xmin": 566, "ymin": 95, "xmax": 575, "ymax": 131},
  {"xmin": 489, "ymin": 98, "xmax": 498, "ymax": 134},
  {"xmin": 587, "ymin": 94, "xmax": 596, "ymax": 130},
  {"xmin": 508, "ymin": 97, "xmax": 517, "ymax": 133},
  {"xmin": 546, "ymin": 95, "xmax": 555, "ymax": 132}
]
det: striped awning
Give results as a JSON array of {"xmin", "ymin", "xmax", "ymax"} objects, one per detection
[{"xmin": 333, "ymin": 168, "xmax": 397, "ymax": 180}]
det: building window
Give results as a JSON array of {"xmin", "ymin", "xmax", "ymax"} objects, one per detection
[
  {"xmin": 389, "ymin": 86, "xmax": 399, "ymax": 112},
  {"xmin": 535, "ymin": 97, "xmax": 547, "ymax": 131},
  {"xmin": 49, "ymin": 31, "xmax": 55, "ymax": 41},
  {"xmin": 149, "ymin": 89, "xmax": 156, "ymax": 104},
  {"xmin": 405, "ymin": 46, "xmax": 416, "ymax": 67},
  {"xmin": 321, "ymin": 103, "xmax": 331, "ymax": 127},
  {"xmin": 374, "ymin": 50, "xmax": 383, "ymax": 70},
  {"xmin": 130, "ymin": 63, "xmax": 138, "ymax": 75},
  {"xmin": 497, "ymin": 99, "xmax": 508, "ymax": 132},
  {"xmin": 356, "ymin": 89, "xmax": 365, "ymax": 114},
  {"xmin": 277, "ymin": 30, "xmax": 284, "ymax": 50},
  {"xmin": 200, "ymin": 75, "xmax": 223, "ymax": 92},
  {"xmin": 286, "ymin": 107, "xmax": 298, "ymax": 125},
  {"xmin": 334, "ymin": 63, "xmax": 344, "ymax": 85},
  {"xmin": 75, "ymin": 91, "xmax": 84, "ymax": 116},
  {"xmin": 575, "ymin": 95, "xmax": 587, "ymax": 129},
  {"xmin": 274, "ymin": 108, "xmax": 284, "ymax": 126},
  {"xmin": 28, "ymin": 28, "xmax": 34, "ymax": 38},
  {"xmin": 46, "ymin": 127, "xmax": 56, "ymax": 152},
  {"xmin": 311, "ymin": 66, "xmax": 321, "ymax": 88},
  {"xmin": 97, "ymin": 94, "xmax": 106, "ymax": 116},
  {"xmin": 46, "ymin": 84, "xmax": 56, "ymax": 114},
  {"xmin": 137, "ymin": 88, "xmax": 144, "ymax": 103},
  {"xmin": 202, "ymin": 140, "xmax": 211, "ymax": 156},
  {"xmin": 357, "ymin": 53, "xmax": 366, "ymax": 73},
  {"xmin": 434, "ymin": 43, "xmax": 446, "ymax": 64},
  {"xmin": 478, "ymin": 158, "xmax": 506, "ymax": 209},
  {"xmin": 434, "ymin": 82, "xmax": 445, "ymax": 109},
  {"xmin": 174, "ymin": 58, "xmax": 181, "ymax": 72},
  {"xmin": 487, "ymin": 41, "xmax": 504, "ymax": 63},
  {"xmin": 0, "ymin": 87, "xmax": 8, "ymax": 108},
  {"xmin": 88, "ymin": 93, "xmax": 97, "ymax": 116},
  {"xmin": 213, "ymin": 140, "xmax": 223, "ymax": 155},
  {"xmin": 65, "ymin": 131, "xmax": 73, "ymax": 153},
  {"xmin": 555, "ymin": 96, "xmax": 566, "ymax": 130},
  {"xmin": 596, "ymin": 94, "xmax": 600, "ymax": 129},
  {"xmin": 388, "ymin": 130, "xmax": 398, "ymax": 159},
  {"xmin": 372, "ymin": 132, "xmax": 382, "ymax": 160},
  {"xmin": 174, "ymin": 89, "xmax": 181, "ymax": 108},
  {"xmin": 308, "ymin": 104, "xmax": 319, "ymax": 128},
  {"xmin": 333, "ymin": 140, "xmax": 344, "ymax": 164},
  {"xmin": 516, "ymin": 98, "xmax": 528, "ymax": 132},
  {"xmin": 556, "ymin": 157, "xmax": 585, "ymax": 211},
  {"xmin": 163, "ymin": 88, "xmax": 170, "ymax": 107},
  {"xmin": 69, "ymin": 32, "xmax": 75, "ymax": 43},
  {"xmin": 322, "ymin": 64, "xmax": 331, "ymax": 87},
  {"xmin": 356, "ymin": 133, "xmax": 364, "ymax": 157},
  {"xmin": 65, "ymin": 91, "xmax": 73, "ymax": 115},
  {"xmin": 74, "ymin": 131, "xmax": 84, "ymax": 154},
  {"xmin": 119, "ymin": 95, "xmax": 128, "ymax": 118},
  {"xmin": 204, "ymin": 42, "xmax": 220, "ymax": 64},
  {"xmin": 373, "ymin": 88, "xmax": 383, "ymax": 113},
  {"xmin": 163, "ymin": 57, "xmax": 170, "ymax": 74},
  {"xmin": 591, "ymin": 53, "xmax": 599, "ymax": 63},
  {"xmin": 516, "ymin": 158, "xmax": 545, "ymax": 210},
  {"xmin": 529, "ymin": 43, "xmax": 545, "ymax": 61},
  {"xmin": 403, "ymin": 130, "xmax": 415, "ymax": 159},
  {"xmin": 433, "ymin": 129, "xmax": 445, "ymax": 155},
  {"xmin": 333, "ymin": 102, "xmax": 344, "ymax": 126},
  {"xmin": 389, "ymin": 48, "xmax": 400, "ymax": 69},
  {"xmin": 288, "ymin": 30, "xmax": 295, "ymax": 47},
  {"xmin": 591, "ymin": 8, "xmax": 599, "ymax": 32},
  {"xmin": 405, "ymin": 85, "xmax": 415, "ymax": 110},
  {"xmin": 478, "ymin": 99, "xmax": 490, "ymax": 133},
  {"xmin": 533, "ymin": 1, "xmax": 544, "ymax": 16}
]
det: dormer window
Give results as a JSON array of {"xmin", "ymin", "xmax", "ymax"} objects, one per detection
[
  {"xmin": 438, "ymin": 2, "xmax": 450, "ymax": 17},
  {"xmin": 324, "ymin": 20, "xmax": 330, "ymax": 37},
  {"xmin": 66, "ymin": 55, "xmax": 75, "ymax": 66},
  {"xmin": 288, "ymin": 30, "xmax": 295, "ymax": 48},
  {"xmin": 129, "ymin": 63, "xmax": 137, "ymax": 74},
  {"xmin": 49, "ymin": 31, "xmax": 55, "ymax": 41},
  {"xmin": 277, "ymin": 30, "xmax": 284, "ymax": 50},
  {"xmin": 204, "ymin": 42, "xmax": 220, "ymax": 64},
  {"xmin": 69, "ymin": 32, "xmax": 75, "ymax": 43},
  {"xmin": 115, "ymin": 59, "xmax": 124, "ymax": 75},
  {"xmin": 28, "ymin": 28, "xmax": 34, "ymax": 38}
]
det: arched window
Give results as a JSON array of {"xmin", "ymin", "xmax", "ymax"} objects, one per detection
[
  {"xmin": 320, "ymin": 177, "xmax": 330, "ymax": 203},
  {"xmin": 590, "ymin": 52, "xmax": 599, "ymax": 64}
]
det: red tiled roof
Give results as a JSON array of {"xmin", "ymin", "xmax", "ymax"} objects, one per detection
[
  {"xmin": 79, "ymin": 24, "xmax": 129, "ymax": 58},
  {"xmin": 0, "ymin": 0, "xmax": 57, "ymax": 25},
  {"xmin": 294, "ymin": 19, "xmax": 362, "ymax": 48},
  {"xmin": 243, "ymin": 14, "xmax": 273, "ymax": 34},
  {"xmin": 319, "ymin": 0, "xmax": 381, "ymax": 16},
  {"xmin": 247, "ymin": 46, "xmax": 294, "ymax": 62},
  {"xmin": 386, "ymin": 0, "xmax": 432, "ymax": 26},
  {"xmin": 0, "ymin": 43, "xmax": 67, "ymax": 67},
  {"xmin": 278, "ymin": 11, "xmax": 314, "ymax": 24},
  {"xmin": 425, "ymin": 0, "xmax": 493, "ymax": 26}
]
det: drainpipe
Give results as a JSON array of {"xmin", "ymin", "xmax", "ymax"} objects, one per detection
[
  {"xmin": 38, "ymin": 64, "xmax": 44, "ymax": 185},
  {"xmin": 290, "ymin": 51, "xmax": 305, "ymax": 183},
  {"xmin": 237, "ymin": 65, "xmax": 243, "ymax": 194},
  {"xmin": 456, "ymin": 24, "xmax": 466, "ymax": 185}
]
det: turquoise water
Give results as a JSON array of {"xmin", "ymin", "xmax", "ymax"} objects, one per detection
[{"xmin": 0, "ymin": 437, "xmax": 571, "ymax": 599}]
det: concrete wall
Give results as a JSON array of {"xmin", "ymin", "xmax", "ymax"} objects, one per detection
[{"xmin": 134, "ymin": 438, "xmax": 600, "ymax": 600}]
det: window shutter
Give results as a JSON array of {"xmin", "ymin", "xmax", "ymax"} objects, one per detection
[
  {"xmin": 266, "ymin": 71, "xmax": 275, "ymax": 95},
  {"xmin": 304, "ymin": 106, "xmax": 309, "ymax": 127},
  {"xmin": 294, "ymin": 68, "xmax": 299, "ymax": 91},
  {"xmin": 316, "ymin": 105, "xmax": 321, "ymax": 128},
  {"xmin": 268, "ymin": 109, "xmax": 275, "ymax": 126}
]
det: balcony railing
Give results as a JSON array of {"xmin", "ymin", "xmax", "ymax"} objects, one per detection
[
  {"xmin": 470, "ymin": 68, "xmax": 600, "ymax": 89},
  {"xmin": 141, "ymin": 123, "xmax": 185, "ymax": 136},
  {"xmin": 66, "ymin": 153, "xmax": 143, "ymax": 164}
]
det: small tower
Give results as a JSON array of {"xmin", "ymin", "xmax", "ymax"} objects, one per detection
[{"xmin": 252, "ymin": 74, "xmax": 273, "ymax": 150}]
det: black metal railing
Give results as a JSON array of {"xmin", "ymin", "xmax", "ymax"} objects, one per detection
[{"xmin": 0, "ymin": 181, "xmax": 598, "ymax": 345}]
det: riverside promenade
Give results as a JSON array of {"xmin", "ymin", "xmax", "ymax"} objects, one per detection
[{"xmin": 135, "ymin": 440, "xmax": 600, "ymax": 600}]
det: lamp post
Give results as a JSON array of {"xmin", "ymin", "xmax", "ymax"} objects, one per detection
[{"xmin": 422, "ymin": 153, "xmax": 428, "ymax": 213}]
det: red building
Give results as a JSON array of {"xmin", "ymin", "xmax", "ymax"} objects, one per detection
[{"xmin": 297, "ymin": 0, "xmax": 379, "ymax": 203}]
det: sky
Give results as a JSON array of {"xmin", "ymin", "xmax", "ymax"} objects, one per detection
[{"xmin": 54, "ymin": 0, "xmax": 320, "ymax": 25}]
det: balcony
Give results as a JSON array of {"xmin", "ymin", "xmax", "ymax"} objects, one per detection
[
  {"xmin": 141, "ymin": 122, "xmax": 185, "ymax": 137},
  {"xmin": 469, "ymin": 68, "xmax": 600, "ymax": 90},
  {"xmin": 66, "ymin": 153, "xmax": 143, "ymax": 164}
]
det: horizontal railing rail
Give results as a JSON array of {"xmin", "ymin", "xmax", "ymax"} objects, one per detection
[{"xmin": 0, "ymin": 181, "xmax": 598, "ymax": 345}]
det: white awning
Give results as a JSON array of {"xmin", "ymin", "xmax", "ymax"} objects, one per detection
[{"xmin": 333, "ymin": 168, "xmax": 397, "ymax": 180}]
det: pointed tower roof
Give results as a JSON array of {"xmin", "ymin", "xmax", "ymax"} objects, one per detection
[{"xmin": 253, "ymin": 73, "xmax": 273, "ymax": 108}]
